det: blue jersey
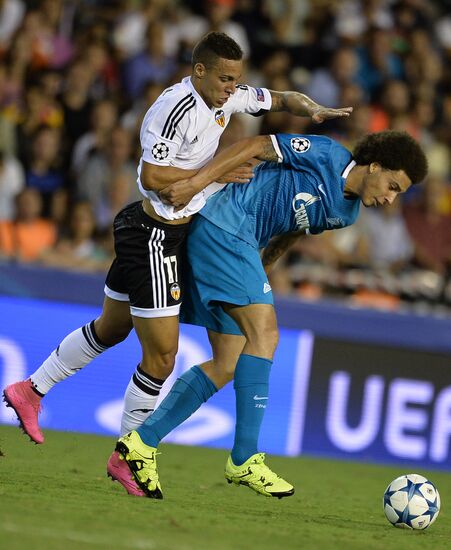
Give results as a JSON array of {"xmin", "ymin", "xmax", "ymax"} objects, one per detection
[{"xmin": 199, "ymin": 134, "xmax": 360, "ymax": 248}]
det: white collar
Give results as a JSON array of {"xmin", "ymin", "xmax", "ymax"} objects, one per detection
[{"xmin": 341, "ymin": 159, "xmax": 356, "ymax": 179}]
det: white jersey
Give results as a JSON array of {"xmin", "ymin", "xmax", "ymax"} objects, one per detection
[{"xmin": 137, "ymin": 76, "xmax": 272, "ymax": 220}]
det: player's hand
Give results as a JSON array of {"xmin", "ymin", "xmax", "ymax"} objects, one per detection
[
  {"xmin": 311, "ymin": 106, "xmax": 353, "ymax": 124},
  {"xmin": 216, "ymin": 162, "xmax": 254, "ymax": 184},
  {"xmin": 159, "ymin": 178, "xmax": 197, "ymax": 209},
  {"xmin": 160, "ymin": 161, "xmax": 255, "ymax": 209}
]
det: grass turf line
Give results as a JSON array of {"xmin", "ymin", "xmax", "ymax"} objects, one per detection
[{"xmin": 0, "ymin": 425, "xmax": 450, "ymax": 550}]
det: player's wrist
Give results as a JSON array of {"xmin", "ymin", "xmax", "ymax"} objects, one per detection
[
  {"xmin": 307, "ymin": 103, "xmax": 321, "ymax": 118},
  {"xmin": 188, "ymin": 176, "xmax": 208, "ymax": 193}
]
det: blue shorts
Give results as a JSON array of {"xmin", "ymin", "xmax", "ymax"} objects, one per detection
[{"xmin": 180, "ymin": 215, "xmax": 273, "ymax": 335}]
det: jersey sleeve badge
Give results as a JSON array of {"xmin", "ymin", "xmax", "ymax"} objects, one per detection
[
  {"xmin": 291, "ymin": 137, "xmax": 311, "ymax": 153},
  {"xmin": 152, "ymin": 142, "xmax": 170, "ymax": 161},
  {"xmin": 255, "ymin": 88, "xmax": 265, "ymax": 102}
]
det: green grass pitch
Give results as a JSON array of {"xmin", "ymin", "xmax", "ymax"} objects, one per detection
[{"xmin": 0, "ymin": 425, "xmax": 449, "ymax": 550}]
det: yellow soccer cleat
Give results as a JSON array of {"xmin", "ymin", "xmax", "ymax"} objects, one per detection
[
  {"xmin": 115, "ymin": 430, "xmax": 163, "ymax": 499},
  {"xmin": 225, "ymin": 453, "xmax": 294, "ymax": 499}
]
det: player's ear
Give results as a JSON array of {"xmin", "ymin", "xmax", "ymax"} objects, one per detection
[
  {"xmin": 194, "ymin": 63, "xmax": 207, "ymax": 79},
  {"xmin": 369, "ymin": 162, "xmax": 381, "ymax": 174}
]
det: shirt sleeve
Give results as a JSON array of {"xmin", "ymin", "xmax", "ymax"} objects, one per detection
[
  {"xmin": 230, "ymin": 85, "xmax": 272, "ymax": 116},
  {"xmin": 273, "ymin": 134, "xmax": 328, "ymax": 170},
  {"xmin": 140, "ymin": 94, "xmax": 195, "ymax": 166}
]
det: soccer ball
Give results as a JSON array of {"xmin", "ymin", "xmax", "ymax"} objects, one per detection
[{"xmin": 383, "ymin": 474, "xmax": 441, "ymax": 530}]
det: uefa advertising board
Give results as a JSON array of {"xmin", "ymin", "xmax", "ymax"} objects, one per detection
[{"xmin": 0, "ymin": 295, "xmax": 450, "ymax": 470}]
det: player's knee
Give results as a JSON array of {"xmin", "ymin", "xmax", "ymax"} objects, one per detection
[
  {"xmin": 141, "ymin": 350, "xmax": 177, "ymax": 380},
  {"xmin": 248, "ymin": 324, "xmax": 278, "ymax": 356},
  {"xmin": 209, "ymin": 367, "xmax": 234, "ymax": 390},
  {"xmin": 211, "ymin": 362, "xmax": 235, "ymax": 389},
  {"xmin": 94, "ymin": 320, "xmax": 132, "ymax": 346},
  {"xmin": 96, "ymin": 325, "xmax": 132, "ymax": 346},
  {"xmin": 267, "ymin": 326, "xmax": 279, "ymax": 350},
  {"xmin": 220, "ymin": 367, "xmax": 235, "ymax": 387}
]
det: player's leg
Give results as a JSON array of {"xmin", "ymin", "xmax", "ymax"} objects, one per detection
[
  {"xmin": 200, "ymin": 329, "xmax": 246, "ymax": 388},
  {"xmin": 223, "ymin": 303, "xmax": 294, "ymax": 498},
  {"xmin": 120, "ymin": 314, "xmax": 179, "ymax": 436},
  {"xmin": 133, "ymin": 330, "xmax": 245, "ymax": 446},
  {"xmin": 117, "ymin": 207, "xmax": 191, "ymax": 435},
  {"xmin": 31, "ymin": 295, "xmax": 132, "ymax": 394},
  {"xmin": 108, "ymin": 203, "xmax": 193, "ymax": 496},
  {"xmin": 111, "ymin": 314, "xmax": 181, "ymax": 499},
  {"xmin": 3, "ymin": 293, "xmax": 132, "ymax": 444},
  {"xmin": 178, "ymin": 216, "xmax": 293, "ymax": 496},
  {"xmin": 225, "ymin": 302, "xmax": 278, "ymax": 465},
  {"xmin": 110, "ymin": 330, "xmax": 245, "ymax": 498}
]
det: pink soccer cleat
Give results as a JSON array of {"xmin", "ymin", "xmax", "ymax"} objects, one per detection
[
  {"xmin": 3, "ymin": 380, "xmax": 44, "ymax": 444},
  {"xmin": 107, "ymin": 451, "xmax": 146, "ymax": 497}
]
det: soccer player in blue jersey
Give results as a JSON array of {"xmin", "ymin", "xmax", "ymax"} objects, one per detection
[{"xmin": 109, "ymin": 130, "xmax": 427, "ymax": 499}]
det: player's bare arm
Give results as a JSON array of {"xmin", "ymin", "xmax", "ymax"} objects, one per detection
[
  {"xmin": 160, "ymin": 136, "xmax": 278, "ymax": 207},
  {"xmin": 140, "ymin": 162, "xmax": 200, "ymax": 192},
  {"xmin": 142, "ymin": 160, "xmax": 254, "ymax": 193},
  {"xmin": 261, "ymin": 231, "xmax": 305, "ymax": 275},
  {"xmin": 269, "ymin": 90, "xmax": 353, "ymax": 123}
]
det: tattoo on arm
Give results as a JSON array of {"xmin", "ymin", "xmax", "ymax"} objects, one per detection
[
  {"xmin": 255, "ymin": 136, "xmax": 279, "ymax": 163},
  {"xmin": 269, "ymin": 90, "xmax": 319, "ymax": 117},
  {"xmin": 269, "ymin": 90, "xmax": 287, "ymax": 112},
  {"xmin": 262, "ymin": 231, "xmax": 304, "ymax": 268}
]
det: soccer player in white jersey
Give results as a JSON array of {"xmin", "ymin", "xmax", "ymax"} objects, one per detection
[{"xmin": 3, "ymin": 32, "xmax": 352, "ymax": 471}]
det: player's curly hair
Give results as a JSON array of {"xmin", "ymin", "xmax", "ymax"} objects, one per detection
[
  {"xmin": 353, "ymin": 131, "xmax": 428, "ymax": 184},
  {"xmin": 192, "ymin": 32, "xmax": 243, "ymax": 68}
]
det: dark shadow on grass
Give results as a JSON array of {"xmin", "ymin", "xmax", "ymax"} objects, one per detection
[
  {"xmin": 313, "ymin": 515, "xmax": 435, "ymax": 536},
  {"xmin": 313, "ymin": 514, "xmax": 385, "ymax": 529}
]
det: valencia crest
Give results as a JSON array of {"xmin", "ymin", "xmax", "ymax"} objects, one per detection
[
  {"xmin": 170, "ymin": 283, "xmax": 181, "ymax": 301},
  {"xmin": 215, "ymin": 110, "xmax": 225, "ymax": 127}
]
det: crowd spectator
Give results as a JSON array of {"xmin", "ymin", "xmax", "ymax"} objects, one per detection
[
  {"xmin": 25, "ymin": 125, "xmax": 66, "ymax": 220},
  {"xmin": 0, "ymin": 149, "xmax": 24, "ymax": 220},
  {"xmin": 40, "ymin": 200, "xmax": 111, "ymax": 273},
  {"xmin": 404, "ymin": 176, "xmax": 451, "ymax": 275},
  {"xmin": 76, "ymin": 126, "xmax": 138, "ymax": 229},
  {"xmin": 0, "ymin": 0, "xmax": 25, "ymax": 56},
  {"xmin": 71, "ymin": 98, "xmax": 118, "ymax": 176},
  {"xmin": 0, "ymin": 0, "xmax": 450, "ymax": 313},
  {"xmin": 305, "ymin": 47, "xmax": 360, "ymax": 109},
  {"xmin": 0, "ymin": 187, "xmax": 56, "ymax": 262},
  {"xmin": 122, "ymin": 22, "xmax": 177, "ymax": 100}
]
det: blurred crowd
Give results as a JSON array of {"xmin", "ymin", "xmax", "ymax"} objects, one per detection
[{"xmin": 0, "ymin": 0, "xmax": 450, "ymax": 314}]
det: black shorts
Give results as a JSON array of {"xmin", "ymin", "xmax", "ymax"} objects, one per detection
[{"xmin": 104, "ymin": 201, "xmax": 190, "ymax": 318}]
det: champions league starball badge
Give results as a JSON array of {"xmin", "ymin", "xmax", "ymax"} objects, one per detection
[
  {"xmin": 152, "ymin": 142, "xmax": 170, "ymax": 160},
  {"xmin": 290, "ymin": 137, "xmax": 311, "ymax": 153}
]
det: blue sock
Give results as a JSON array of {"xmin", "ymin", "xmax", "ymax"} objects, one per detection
[
  {"xmin": 136, "ymin": 365, "xmax": 217, "ymax": 447},
  {"xmin": 231, "ymin": 354, "xmax": 272, "ymax": 466}
]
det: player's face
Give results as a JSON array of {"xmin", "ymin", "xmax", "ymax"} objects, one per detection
[
  {"xmin": 360, "ymin": 164, "xmax": 412, "ymax": 208},
  {"xmin": 195, "ymin": 57, "xmax": 242, "ymax": 109}
]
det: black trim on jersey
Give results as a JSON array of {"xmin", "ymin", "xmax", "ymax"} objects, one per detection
[
  {"xmin": 236, "ymin": 84, "xmax": 249, "ymax": 90},
  {"xmin": 250, "ymin": 108, "xmax": 271, "ymax": 117},
  {"xmin": 168, "ymin": 99, "xmax": 196, "ymax": 139},
  {"xmin": 162, "ymin": 94, "xmax": 195, "ymax": 139}
]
